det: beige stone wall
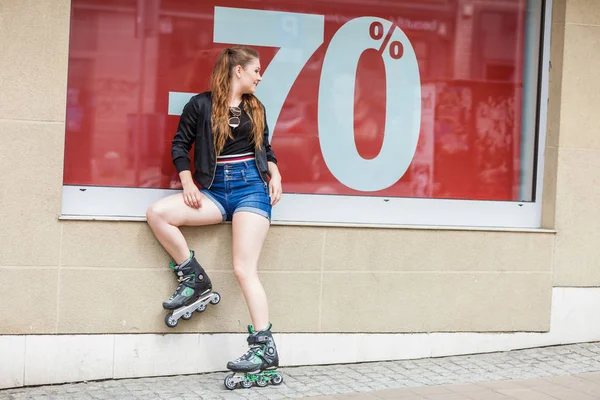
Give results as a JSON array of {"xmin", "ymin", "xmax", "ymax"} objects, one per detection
[
  {"xmin": 0, "ymin": 0, "xmax": 71, "ymax": 333},
  {"xmin": 1, "ymin": 219, "xmax": 555, "ymax": 334},
  {"xmin": 550, "ymin": 0, "xmax": 600, "ymax": 286},
  {"xmin": 1, "ymin": 0, "xmax": 592, "ymax": 336}
]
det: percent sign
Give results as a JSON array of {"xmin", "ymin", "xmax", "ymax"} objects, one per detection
[{"xmin": 369, "ymin": 21, "xmax": 404, "ymax": 60}]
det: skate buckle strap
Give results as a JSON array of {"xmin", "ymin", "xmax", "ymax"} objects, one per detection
[
  {"xmin": 256, "ymin": 334, "xmax": 270, "ymax": 342},
  {"xmin": 247, "ymin": 334, "xmax": 270, "ymax": 345}
]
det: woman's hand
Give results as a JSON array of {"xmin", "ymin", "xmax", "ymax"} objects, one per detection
[
  {"xmin": 182, "ymin": 183, "xmax": 202, "ymax": 209},
  {"xmin": 179, "ymin": 170, "xmax": 201, "ymax": 209},
  {"xmin": 269, "ymin": 174, "xmax": 282, "ymax": 206}
]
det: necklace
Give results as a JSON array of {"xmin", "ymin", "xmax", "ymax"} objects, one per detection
[{"xmin": 228, "ymin": 106, "xmax": 241, "ymax": 128}]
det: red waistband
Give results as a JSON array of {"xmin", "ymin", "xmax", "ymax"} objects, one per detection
[{"xmin": 216, "ymin": 154, "xmax": 255, "ymax": 164}]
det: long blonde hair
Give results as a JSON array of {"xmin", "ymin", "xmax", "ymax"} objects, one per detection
[{"xmin": 210, "ymin": 46, "xmax": 265, "ymax": 154}]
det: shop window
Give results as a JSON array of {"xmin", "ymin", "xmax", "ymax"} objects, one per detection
[{"xmin": 62, "ymin": 0, "xmax": 550, "ymax": 228}]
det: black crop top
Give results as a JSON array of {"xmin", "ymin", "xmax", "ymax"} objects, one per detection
[{"xmin": 220, "ymin": 102, "xmax": 255, "ymax": 156}]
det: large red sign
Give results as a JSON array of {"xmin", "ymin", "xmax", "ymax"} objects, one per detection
[{"xmin": 64, "ymin": 0, "xmax": 532, "ymax": 201}]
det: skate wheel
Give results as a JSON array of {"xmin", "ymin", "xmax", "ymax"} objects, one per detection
[
  {"xmin": 241, "ymin": 380, "xmax": 253, "ymax": 389},
  {"xmin": 196, "ymin": 304, "xmax": 207, "ymax": 313},
  {"xmin": 256, "ymin": 377, "xmax": 268, "ymax": 387},
  {"xmin": 224, "ymin": 374, "xmax": 237, "ymax": 390},
  {"xmin": 210, "ymin": 292, "xmax": 221, "ymax": 305},
  {"xmin": 164, "ymin": 313, "xmax": 178, "ymax": 328},
  {"xmin": 271, "ymin": 372, "xmax": 283, "ymax": 385},
  {"xmin": 181, "ymin": 311, "xmax": 192, "ymax": 320}
]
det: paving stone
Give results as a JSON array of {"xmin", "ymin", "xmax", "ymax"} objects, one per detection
[{"xmin": 3, "ymin": 343, "xmax": 600, "ymax": 399}]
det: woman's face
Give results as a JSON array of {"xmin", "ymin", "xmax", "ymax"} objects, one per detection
[{"xmin": 235, "ymin": 58, "xmax": 262, "ymax": 94}]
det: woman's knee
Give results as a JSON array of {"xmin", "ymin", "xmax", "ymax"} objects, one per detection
[
  {"xmin": 146, "ymin": 200, "xmax": 172, "ymax": 225},
  {"xmin": 146, "ymin": 202, "xmax": 159, "ymax": 223},
  {"xmin": 146, "ymin": 201, "xmax": 159, "ymax": 221},
  {"xmin": 233, "ymin": 260, "xmax": 257, "ymax": 282}
]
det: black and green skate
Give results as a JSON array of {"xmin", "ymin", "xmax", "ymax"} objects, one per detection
[
  {"xmin": 162, "ymin": 251, "xmax": 221, "ymax": 328},
  {"xmin": 224, "ymin": 324, "xmax": 283, "ymax": 389}
]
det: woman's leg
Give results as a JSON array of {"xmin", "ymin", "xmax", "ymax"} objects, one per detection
[
  {"xmin": 226, "ymin": 211, "xmax": 279, "ymax": 376},
  {"xmin": 146, "ymin": 192, "xmax": 223, "ymax": 263},
  {"xmin": 231, "ymin": 211, "xmax": 271, "ymax": 331},
  {"xmin": 146, "ymin": 192, "xmax": 224, "ymax": 309}
]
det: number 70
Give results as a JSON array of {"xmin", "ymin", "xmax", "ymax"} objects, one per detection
[{"xmin": 169, "ymin": 6, "xmax": 421, "ymax": 192}]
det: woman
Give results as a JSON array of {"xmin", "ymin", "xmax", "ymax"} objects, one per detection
[{"xmin": 146, "ymin": 46, "xmax": 282, "ymax": 383}]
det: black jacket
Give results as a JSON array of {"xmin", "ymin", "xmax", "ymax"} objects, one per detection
[{"xmin": 171, "ymin": 92, "xmax": 277, "ymax": 188}]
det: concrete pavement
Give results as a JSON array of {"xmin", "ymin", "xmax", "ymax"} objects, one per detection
[{"xmin": 2, "ymin": 342, "xmax": 600, "ymax": 399}]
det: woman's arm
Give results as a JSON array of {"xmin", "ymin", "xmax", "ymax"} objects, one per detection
[
  {"xmin": 268, "ymin": 161, "xmax": 281, "ymax": 180},
  {"xmin": 171, "ymin": 97, "xmax": 203, "ymax": 209},
  {"xmin": 171, "ymin": 97, "xmax": 199, "ymax": 174},
  {"xmin": 262, "ymin": 106, "xmax": 277, "ymax": 166},
  {"xmin": 261, "ymin": 107, "xmax": 282, "ymax": 205}
]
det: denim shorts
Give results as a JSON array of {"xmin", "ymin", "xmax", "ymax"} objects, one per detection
[{"xmin": 200, "ymin": 158, "xmax": 271, "ymax": 222}]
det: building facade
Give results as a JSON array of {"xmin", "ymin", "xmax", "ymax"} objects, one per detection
[{"xmin": 1, "ymin": 0, "xmax": 599, "ymax": 390}]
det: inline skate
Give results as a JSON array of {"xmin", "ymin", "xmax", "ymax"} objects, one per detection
[
  {"xmin": 163, "ymin": 250, "xmax": 220, "ymax": 328},
  {"xmin": 224, "ymin": 323, "xmax": 283, "ymax": 389}
]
